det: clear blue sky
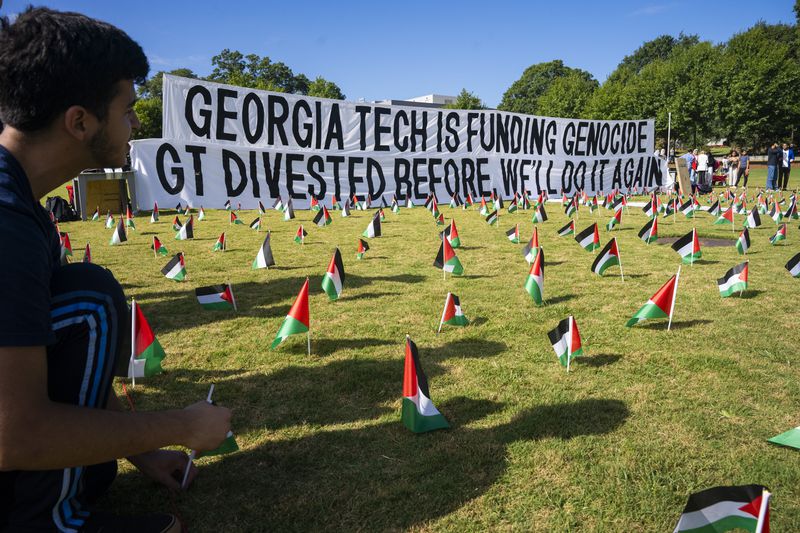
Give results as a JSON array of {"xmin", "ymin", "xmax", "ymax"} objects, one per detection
[{"xmin": 2, "ymin": 1, "xmax": 796, "ymax": 107}]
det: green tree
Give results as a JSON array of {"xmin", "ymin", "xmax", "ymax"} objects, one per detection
[
  {"xmin": 208, "ymin": 49, "xmax": 309, "ymax": 93},
  {"xmin": 609, "ymin": 34, "xmax": 699, "ymax": 82},
  {"xmin": 306, "ymin": 76, "xmax": 346, "ymax": 100},
  {"xmin": 443, "ymin": 89, "xmax": 485, "ymax": 110},
  {"xmin": 133, "ymin": 68, "xmax": 197, "ymax": 139},
  {"xmin": 534, "ymin": 73, "xmax": 598, "ymax": 118},
  {"xmin": 498, "ymin": 60, "xmax": 595, "ymax": 115}
]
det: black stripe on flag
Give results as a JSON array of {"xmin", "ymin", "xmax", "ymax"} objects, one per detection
[
  {"xmin": 195, "ymin": 285, "xmax": 227, "ymax": 297},
  {"xmin": 718, "ymin": 262, "xmax": 747, "ymax": 286},
  {"xmin": 538, "ymin": 204, "xmax": 548, "ymax": 221},
  {"xmin": 160, "ymin": 254, "xmax": 182, "ymax": 275},
  {"xmin": 558, "ymin": 221, "xmax": 573, "ymax": 235},
  {"xmin": 486, "ymin": 210, "xmax": 498, "ymax": 224},
  {"xmin": 638, "ymin": 218, "xmax": 654, "ymax": 239},
  {"xmin": 671, "ymin": 230, "xmax": 694, "ymax": 253},
  {"xmin": 359, "ymin": 238, "xmax": 370, "ymax": 252},
  {"xmin": 259, "ymin": 233, "xmax": 276, "ymax": 266},
  {"xmin": 786, "ymin": 252, "xmax": 800, "ymax": 273},
  {"xmin": 680, "ymin": 484, "xmax": 767, "ymax": 513},
  {"xmin": 547, "ymin": 317, "xmax": 570, "ymax": 346},
  {"xmin": 591, "ymin": 239, "xmax": 615, "ymax": 272},
  {"xmin": 574, "ymin": 224, "xmax": 594, "ymax": 244},
  {"xmin": 370, "ymin": 212, "xmax": 382, "ymax": 236},
  {"xmin": 332, "ymin": 248, "xmax": 345, "ymax": 285},
  {"xmin": 505, "ymin": 226, "xmax": 517, "ymax": 239},
  {"xmin": 312, "ymin": 209, "xmax": 325, "ymax": 226},
  {"xmin": 679, "ymin": 199, "xmax": 693, "ymax": 213}
]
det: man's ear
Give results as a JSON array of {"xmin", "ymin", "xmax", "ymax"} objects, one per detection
[{"xmin": 63, "ymin": 105, "xmax": 99, "ymax": 142}]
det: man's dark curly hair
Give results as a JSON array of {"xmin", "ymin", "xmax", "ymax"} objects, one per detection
[{"xmin": 0, "ymin": 7, "xmax": 149, "ymax": 132}]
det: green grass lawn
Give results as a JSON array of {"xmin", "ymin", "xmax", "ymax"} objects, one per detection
[{"xmin": 53, "ymin": 184, "xmax": 800, "ymax": 532}]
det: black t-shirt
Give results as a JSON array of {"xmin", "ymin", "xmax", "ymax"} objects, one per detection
[
  {"xmin": 0, "ymin": 144, "xmax": 62, "ymax": 346},
  {"xmin": 767, "ymin": 147, "xmax": 783, "ymax": 166}
]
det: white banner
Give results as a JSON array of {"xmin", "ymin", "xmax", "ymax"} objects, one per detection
[{"xmin": 129, "ymin": 75, "xmax": 670, "ymax": 210}]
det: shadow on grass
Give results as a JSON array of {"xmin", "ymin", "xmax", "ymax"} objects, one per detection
[
  {"xmin": 547, "ymin": 293, "xmax": 575, "ymax": 305},
  {"xmin": 105, "ymin": 397, "xmax": 629, "ymax": 531},
  {"xmin": 736, "ymin": 289, "xmax": 764, "ymax": 300},
  {"xmin": 469, "ymin": 316, "xmax": 488, "ymax": 327},
  {"xmin": 576, "ymin": 354, "xmax": 621, "ymax": 367},
  {"xmin": 620, "ymin": 273, "xmax": 649, "ymax": 279},
  {"xmin": 284, "ymin": 337, "xmax": 394, "ymax": 357},
  {"xmin": 640, "ymin": 319, "xmax": 712, "ymax": 331}
]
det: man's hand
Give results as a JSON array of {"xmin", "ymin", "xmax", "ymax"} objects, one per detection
[
  {"xmin": 182, "ymin": 401, "xmax": 232, "ymax": 452},
  {"xmin": 128, "ymin": 449, "xmax": 197, "ymax": 490}
]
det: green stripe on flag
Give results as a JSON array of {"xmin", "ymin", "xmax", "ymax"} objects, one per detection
[
  {"xmin": 138, "ymin": 339, "xmax": 165, "ymax": 377},
  {"xmin": 626, "ymin": 301, "xmax": 668, "ymax": 327},
  {"xmin": 271, "ymin": 315, "xmax": 309, "ymax": 348},
  {"xmin": 401, "ymin": 398, "xmax": 450, "ymax": 433}
]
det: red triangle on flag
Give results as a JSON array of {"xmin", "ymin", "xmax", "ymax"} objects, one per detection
[{"xmin": 287, "ymin": 279, "xmax": 310, "ymax": 328}]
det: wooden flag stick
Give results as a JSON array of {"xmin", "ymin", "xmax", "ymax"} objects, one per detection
[
  {"xmin": 616, "ymin": 239, "xmax": 625, "ymax": 282},
  {"xmin": 667, "ymin": 266, "xmax": 681, "ymax": 331},
  {"xmin": 437, "ymin": 293, "xmax": 448, "ymax": 334}
]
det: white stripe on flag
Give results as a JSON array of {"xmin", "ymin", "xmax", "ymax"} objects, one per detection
[{"xmin": 674, "ymin": 501, "xmax": 756, "ymax": 531}]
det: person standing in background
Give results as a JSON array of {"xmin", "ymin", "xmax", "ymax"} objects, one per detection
[
  {"xmin": 735, "ymin": 150, "xmax": 751, "ymax": 188},
  {"xmin": 727, "ymin": 150, "xmax": 739, "ymax": 188},
  {"xmin": 696, "ymin": 150, "xmax": 709, "ymax": 188},
  {"xmin": 766, "ymin": 143, "xmax": 782, "ymax": 190},
  {"xmin": 779, "ymin": 142, "xmax": 793, "ymax": 190}
]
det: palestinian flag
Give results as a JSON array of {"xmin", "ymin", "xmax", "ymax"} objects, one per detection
[
  {"xmin": 249, "ymin": 217, "xmax": 262, "ymax": 231},
  {"xmin": 438, "ymin": 293, "xmax": 469, "ymax": 330},
  {"xmin": 663, "ymin": 198, "xmax": 677, "ymax": 218},
  {"xmin": 718, "ymin": 262, "xmax": 749, "ymax": 297},
  {"xmin": 270, "ymin": 278, "xmax": 309, "ymax": 349},
  {"xmin": 175, "ymin": 202, "xmax": 182, "ymax": 212},
  {"xmin": 128, "ymin": 300, "xmax": 165, "ymax": 379},
  {"xmin": 784, "ymin": 198, "xmax": 798, "ymax": 219},
  {"xmin": 183, "ymin": 205, "xmax": 191, "ymax": 216},
  {"xmin": 521, "ymin": 228, "xmax": 540, "ymax": 263},
  {"xmin": 405, "ymin": 196, "xmax": 414, "ymax": 209},
  {"xmin": 506, "ymin": 224, "xmax": 520, "ymax": 243},
  {"xmin": 673, "ymin": 485, "xmax": 770, "ymax": 533},
  {"xmin": 224, "ymin": 199, "xmax": 232, "ymax": 211},
  {"xmin": 638, "ymin": 217, "xmax": 658, "ymax": 244},
  {"xmin": 591, "ymin": 238, "xmax": 621, "ymax": 276},
  {"xmin": 161, "ymin": 253, "xmax": 187, "ymax": 281},
  {"xmin": 125, "ymin": 204, "xmax": 135, "ymax": 229},
  {"xmin": 446, "ymin": 219, "xmax": 460, "ymax": 248},
  {"xmin": 91, "ymin": 206, "xmax": 100, "ymax": 221},
  {"xmin": 565, "ymin": 198, "xmax": 577, "ymax": 217},
  {"xmin": 105, "ymin": 211, "xmax": 114, "ymax": 229},
  {"xmin": 770, "ymin": 224, "xmax": 786, "ymax": 245},
  {"xmin": 449, "ymin": 194, "xmax": 462, "ymax": 208},
  {"xmin": 362, "ymin": 212, "xmax": 381, "ymax": 238},
  {"xmin": 786, "ymin": 252, "xmax": 800, "ymax": 277},
  {"xmin": 172, "ymin": 215, "xmax": 182, "ymax": 231},
  {"xmin": 672, "ymin": 229, "xmax": 702, "ymax": 264},
  {"xmin": 197, "ymin": 206, "xmax": 205, "ymax": 221},
  {"xmin": 588, "ymin": 196, "xmax": 599, "ymax": 213},
  {"xmin": 625, "ymin": 270, "xmax": 679, "ymax": 327},
  {"xmin": 611, "ymin": 196, "xmax": 624, "ymax": 212},
  {"xmin": 60, "ymin": 232, "xmax": 73, "ymax": 256},
  {"xmin": 558, "ymin": 220, "xmax": 575, "ymax": 237},
  {"xmin": 253, "ymin": 232, "xmax": 276, "ymax": 269},
  {"xmin": 758, "ymin": 198, "xmax": 768, "ymax": 215},
  {"xmin": 309, "ymin": 196, "xmax": 321, "ymax": 211},
  {"xmin": 197, "ymin": 431, "xmax": 240, "ymax": 458},
  {"xmin": 341, "ymin": 199, "xmax": 351, "ymax": 217},
  {"xmin": 606, "ymin": 209, "xmax": 622, "ymax": 230},
  {"xmin": 641, "ymin": 198, "xmax": 656, "ymax": 218},
  {"xmin": 195, "ymin": 284, "xmax": 236, "ymax": 311},
  {"xmin": 272, "ymin": 197, "xmax": 284, "ymax": 211},
  {"xmin": 708, "ymin": 200, "xmax": 721, "ymax": 217},
  {"xmin": 507, "ymin": 194, "xmax": 518, "ymax": 213},
  {"xmin": 523, "ymin": 248, "xmax": 545, "ymax": 305},
  {"xmin": 486, "ymin": 210, "xmax": 498, "ymax": 226},
  {"xmin": 229, "ymin": 211, "xmax": 244, "ymax": 225},
  {"xmin": 211, "ymin": 232, "xmax": 226, "ymax": 252},
  {"xmin": 356, "ymin": 238, "xmax": 370, "ymax": 260},
  {"xmin": 679, "ymin": 199, "xmax": 696, "ymax": 218},
  {"xmin": 575, "ymin": 223, "xmax": 600, "ymax": 251},
  {"xmin": 547, "ymin": 316, "xmax": 583, "ymax": 368},
  {"xmin": 82, "ymin": 243, "xmax": 92, "ymax": 263},
  {"xmin": 429, "ymin": 197, "xmax": 440, "ymax": 219},
  {"xmin": 436, "ymin": 213, "xmax": 445, "ymax": 226},
  {"xmin": 109, "ymin": 218, "xmax": 127, "ymax": 245},
  {"xmin": 332, "ymin": 196, "xmax": 341, "ymax": 211},
  {"xmin": 433, "ymin": 235, "xmax": 463, "ymax": 275},
  {"xmin": 744, "ymin": 207, "xmax": 762, "ymax": 229},
  {"xmin": 769, "ymin": 425, "xmax": 800, "ymax": 449},
  {"xmin": 175, "ymin": 215, "xmax": 194, "ymax": 240},
  {"xmin": 294, "ymin": 225, "xmax": 308, "ymax": 244},
  {"xmin": 714, "ymin": 206, "xmax": 734, "ymax": 225},
  {"xmin": 402, "ymin": 336, "xmax": 449, "ymax": 433},
  {"xmin": 391, "ymin": 197, "xmax": 399, "ymax": 213},
  {"xmin": 493, "ymin": 194, "xmax": 504, "ymax": 212},
  {"xmin": 736, "ymin": 228, "xmax": 750, "ymax": 255},
  {"xmin": 152, "ymin": 236, "xmax": 168, "ymax": 256},
  {"xmin": 363, "ymin": 194, "xmax": 372, "ymax": 210},
  {"xmin": 281, "ymin": 198, "xmax": 294, "ymax": 221},
  {"xmin": 313, "ymin": 205, "xmax": 332, "ymax": 227},
  {"xmin": 464, "ymin": 193, "xmax": 474, "ymax": 207},
  {"xmin": 768, "ymin": 203, "xmax": 783, "ymax": 224},
  {"xmin": 479, "ymin": 196, "xmax": 489, "ymax": 215},
  {"xmin": 320, "ymin": 246, "xmax": 347, "ymax": 303},
  {"xmin": 258, "ymin": 200, "xmax": 267, "ymax": 215},
  {"xmin": 532, "ymin": 203, "xmax": 548, "ymax": 223}
]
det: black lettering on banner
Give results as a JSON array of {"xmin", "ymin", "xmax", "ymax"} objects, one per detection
[
  {"xmin": 366, "ymin": 158, "xmax": 386, "ymax": 198},
  {"xmin": 519, "ymin": 160, "xmax": 531, "ymax": 193},
  {"xmin": 307, "ymin": 155, "xmax": 327, "ymax": 198},
  {"xmin": 355, "ymin": 106, "xmax": 371, "ymax": 151},
  {"xmin": 267, "ymin": 95, "xmax": 289, "ymax": 146},
  {"xmin": 248, "ymin": 151, "xmax": 261, "ymax": 197},
  {"xmin": 497, "ymin": 114, "xmax": 510, "ymax": 153},
  {"xmin": 461, "ymin": 159, "xmax": 476, "ymax": 198},
  {"xmin": 348, "ymin": 156, "xmax": 365, "ymax": 197},
  {"xmin": 610, "ymin": 124, "xmax": 620, "ymax": 153},
  {"xmin": 427, "ymin": 158, "xmax": 443, "ymax": 194},
  {"xmin": 529, "ymin": 118, "xmax": 546, "ymax": 155},
  {"xmin": 633, "ymin": 157, "xmax": 644, "ymax": 188},
  {"xmin": 574, "ymin": 161, "xmax": 587, "ymax": 191},
  {"xmin": 561, "ymin": 161, "xmax": 574, "ymax": 194},
  {"xmin": 261, "ymin": 152, "xmax": 283, "ymax": 198},
  {"xmin": 480, "ymin": 114, "xmax": 495, "ymax": 151},
  {"xmin": 325, "ymin": 104, "xmax": 344, "ymax": 150},
  {"xmin": 500, "ymin": 158, "xmax": 519, "ymax": 196},
  {"xmin": 156, "ymin": 142, "xmax": 184, "ymax": 194},
  {"xmin": 315, "ymin": 101, "xmax": 323, "ymax": 150},
  {"xmin": 562, "ymin": 122, "xmax": 575, "ymax": 156},
  {"xmin": 545, "ymin": 120, "xmax": 557, "ymax": 154},
  {"xmin": 185, "ymin": 85, "xmax": 212, "ymax": 138},
  {"xmin": 242, "ymin": 92, "xmax": 264, "ymax": 144},
  {"xmin": 185, "ymin": 144, "xmax": 206, "ymax": 196},
  {"xmin": 412, "ymin": 158, "xmax": 427, "ymax": 198},
  {"xmin": 589, "ymin": 160, "xmax": 598, "ymax": 190},
  {"xmin": 443, "ymin": 159, "xmax": 460, "ymax": 197},
  {"xmin": 394, "ymin": 158, "xmax": 412, "ymax": 200},
  {"xmin": 326, "ymin": 155, "xmax": 344, "ymax": 200},
  {"xmin": 216, "ymin": 88, "xmax": 238, "ymax": 142},
  {"xmin": 533, "ymin": 160, "xmax": 542, "ymax": 192},
  {"xmin": 545, "ymin": 160, "xmax": 556, "ymax": 195},
  {"xmin": 638, "ymin": 121, "xmax": 648, "ymax": 153},
  {"xmin": 444, "ymin": 113, "xmax": 459, "ymax": 153},
  {"xmin": 374, "ymin": 107, "xmax": 391, "ymax": 152},
  {"xmin": 598, "ymin": 159, "xmax": 610, "ymax": 190},
  {"xmin": 222, "ymin": 149, "xmax": 247, "ymax": 196},
  {"xmin": 411, "ymin": 110, "xmax": 427, "ymax": 152},
  {"xmin": 286, "ymin": 153, "xmax": 305, "ymax": 199},
  {"xmin": 393, "ymin": 110, "xmax": 409, "ymax": 152},
  {"xmin": 476, "ymin": 158, "xmax": 490, "ymax": 196},
  {"xmin": 649, "ymin": 157, "xmax": 663, "ymax": 187},
  {"xmin": 466, "ymin": 113, "xmax": 479, "ymax": 152},
  {"xmin": 436, "ymin": 112, "xmax": 443, "ymax": 152},
  {"xmin": 610, "ymin": 160, "xmax": 622, "ymax": 190},
  {"xmin": 575, "ymin": 122, "xmax": 588, "ymax": 156},
  {"xmin": 292, "ymin": 99, "xmax": 313, "ymax": 148},
  {"xmin": 626, "ymin": 122, "xmax": 637, "ymax": 153},
  {"xmin": 510, "ymin": 116, "xmax": 523, "ymax": 154}
]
